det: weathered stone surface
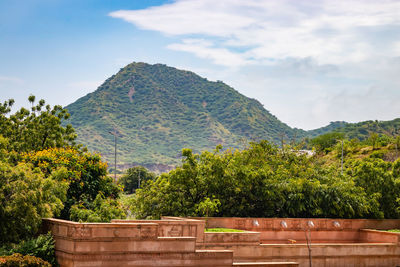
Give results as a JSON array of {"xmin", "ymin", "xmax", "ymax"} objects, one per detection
[
  {"xmin": 42, "ymin": 218, "xmax": 232, "ymax": 267},
  {"xmin": 43, "ymin": 217, "xmax": 400, "ymax": 267}
]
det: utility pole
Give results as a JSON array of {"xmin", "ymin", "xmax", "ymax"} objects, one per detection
[
  {"xmin": 109, "ymin": 129, "xmax": 117, "ymax": 182},
  {"xmin": 138, "ymin": 169, "xmax": 141, "ymax": 189},
  {"xmin": 341, "ymin": 140, "xmax": 344, "ymax": 175}
]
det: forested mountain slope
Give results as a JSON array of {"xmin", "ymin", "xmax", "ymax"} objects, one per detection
[
  {"xmin": 331, "ymin": 119, "xmax": 400, "ymax": 140},
  {"xmin": 65, "ymin": 62, "xmax": 303, "ymax": 171}
]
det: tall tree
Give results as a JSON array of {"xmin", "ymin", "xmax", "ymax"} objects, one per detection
[
  {"xmin": 0, "ymin": 97, "xmax": 76, "ymax": 154},
  {"xmin": 119, "ymin": 166, "xmax": 156, "ymax": 194}
]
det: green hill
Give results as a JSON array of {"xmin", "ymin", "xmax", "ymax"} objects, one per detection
[
  {"xmin": 65, "ymin": 62, "xmax": 304, "ymax": 171},
  {"xmin": 307, "ymin": 121, "xmax": 349, "ymax": 138},
  {"xmin": 331, "ymin": 119, "xmax": 400, "ymax": 140}
]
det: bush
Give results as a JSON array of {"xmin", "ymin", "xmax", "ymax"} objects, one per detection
[
  {"xmin": 0, "ymin": 253, "xmax": 51, "ymax": 267},
  {"xmin": 310, "ymin": 132, "xmax": 345, "ymax": 153},
  {"xmin": 0, "ymin": 233, "xmax": 57, "ymax": 266},
  {"xmin": 70, "ymin": 193, "xmax": 126, "ymax": 222}
]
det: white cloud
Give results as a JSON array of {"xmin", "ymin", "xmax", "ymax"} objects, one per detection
[
  {"xmin": 167, "ymin": 39, "xmax": 252, "ymax": 66},
  {"xmin": 109, "ymin": 0, "xmax": 400, "ymax": 66},
  {"xmin": 109, "ymin": 0, "xmax": 400, "ymax": 129}
]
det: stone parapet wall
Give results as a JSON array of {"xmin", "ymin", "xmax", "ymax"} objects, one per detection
[
  {"xmin": 191, "ymin": 217, "xmax": 400, "ymax": 243},
  {"xmin": 112, "ymin": 217, "xmax": 205, "ymax": 242},
  {"xmin": 42, "ymin": 218, "xmax": 233, "ymax": 267},
  {"xmin": 198, "ymin": 217, "xmax": 400, "ymax": 232},
  {"xmin": 204, "ymin": 232, "xmax": 260, "ymax": 246},
  {"xmin": 241, "ymin": 243, "xmax": 400, "ymax": 267},
  {"xmin": 359, "ymin": 229, "xmax": 400, "ymax": 243},
  {"xmin": 44, "ymin": 217, "xmax": 400, "ymax": 267}
]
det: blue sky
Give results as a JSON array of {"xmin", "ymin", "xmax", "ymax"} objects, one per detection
[{"xmin": 1, "ymin": 0, "xmax": 400, "ymax": 130}]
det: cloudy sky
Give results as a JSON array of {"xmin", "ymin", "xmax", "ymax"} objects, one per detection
[{"xmin": 1, "ymin": 0, "xmax": 400, "ymax": 130}]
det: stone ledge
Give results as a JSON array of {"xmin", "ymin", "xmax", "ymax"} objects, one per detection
[{"xmin": 233, "ymin": 262, "xmax": 299, "ymax": 267}]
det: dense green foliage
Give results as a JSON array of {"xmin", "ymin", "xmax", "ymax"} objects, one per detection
[
  {"xmin": 0, "ymin": 97, "xmax": 76, "ymax": 154},
  {"xmin": 22, "ymin": 147, "xmax": 120, "ymax": 219},
  {"xmin": 309, "ymin": 132, "xmax": 400, "ymax": 218},
  {"xmin": 0, "ymin": 97, "xmax": 124, "ymax": 266},
  {"xmin": 0, "ymin": 253, "xmax": 51, "ymax": 267},
  {"xmin": 0, "ymin": 161, "xmax": 67, "ymax": 243},
  {"xmin": 331, "ymin": 119, "xmax": 400, "ymax": 141},
  {"xmin": 0, "ymin": 233, "xmax": 57, "ymax": 266},
  {"xmin": 130, "ymin": 141, "xmax": 383, "ymax": 219},
  {"xmin": 349, "ymin": 157, "xmax": 400, "ymax": 218},
  {"xmin": 119, "ymin": 166, "xmax": 156, "ymax": 194},
  {"xmin": 65, "ymin": 62, "xmax": 304, "ymax": 171},
  {"xmin": 310, "ymin": 132, "xmax": 345, "ymax": 153},
  {"xmin": 70, "ymin": 193, "xmax": 126, "ymax": 222}
]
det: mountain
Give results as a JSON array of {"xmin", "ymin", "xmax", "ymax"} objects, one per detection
[{"xmin": 65, "ymin": 62, "xmax": 304, "ymax": 171}]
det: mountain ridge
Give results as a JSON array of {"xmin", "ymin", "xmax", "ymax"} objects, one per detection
[
  {"xmin": 65, "ymin": 62, "xmax": 399, "ymax": 172},
  {"xmin": 65, "ymin": 62, "xmax": 303, "ymax": 171}
]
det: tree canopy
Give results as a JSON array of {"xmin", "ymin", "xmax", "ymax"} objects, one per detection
[
  {"xmin": 0, "ymin": 97, "xmax": 76, "ymax": 154},
  {"xmin": 130, "ymin": 141, "xmax": 384, "ymax": 219},
  {"xmin": 119, "ymin": 166, "xmax": 156, "ymax": 194}
]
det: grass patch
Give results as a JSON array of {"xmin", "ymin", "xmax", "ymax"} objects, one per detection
[
  {"xmin": 205, "ymin": 228, "xmax": 245, "ymax": 232},
  {"xmin": 385, "ymin": 229, "xmax": 400, "ymax": 232}
]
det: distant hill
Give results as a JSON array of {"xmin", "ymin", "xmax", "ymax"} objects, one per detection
[
  {"xmin": 331, "ymin": 119, "xmax": 400, "ymax": 140},
  {"xmin": 65, "ymin": 62, "xmax": 303, "ymax": 172},
  {"xmin": 307, "ymin": 121, "xmax": 349, "ymax": 138}
]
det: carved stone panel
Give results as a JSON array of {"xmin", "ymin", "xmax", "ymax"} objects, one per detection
[
  {"xmin": 140, "ymin": 227, "xmax": 157, "ymax": 240},
  {"xmin": 167, "ymin": 225, "xmax": 182, "ymax": 237},
  {"xmin": 68, "ymin": 226, "xmax": 92, "ymax": 239}
]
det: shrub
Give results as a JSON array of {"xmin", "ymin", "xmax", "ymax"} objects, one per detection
[
  {"xmin": 0, "ymin": 253, "xmax": 51, "ymax": 267},
  {"xmin": 70, "ymin": 193, "xmax": 126, "ymax": 222},
  {"xmin": 0, "ymin": 233, "xmax": 57, "ymax": 266}
]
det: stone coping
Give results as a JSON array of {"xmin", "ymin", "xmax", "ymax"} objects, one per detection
[
  {"xmin": 233, "ymin": 263, "xmax": 299, "ymax": 266},
  {"xmin": 162, "ymin": 216, "xmax": 204, "ymax": 221},
  {"xmin": 259, "ymin": 242, "xmax": 397, "ymax": 247},
  {"xmin": 361, "ymin": 228, "xmax": 400, "ymax": 235},
  {"xmin": 45, "ymin": 218, "xmax": 159, "ymax": 227}
]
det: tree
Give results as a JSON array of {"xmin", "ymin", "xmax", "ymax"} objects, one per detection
[
  {"xmin": 130, "ymin": 141, "xmax": 380, "ymax": 219},
  {"xmin": 22, "ymin": 147, "xmax": 120, "ymax": 219},
  {"xmin": 70, "ymin": 193, "xmax": 126, "ymax": 222},
  {"xmin": 119, "ymin": 166, "xmax": 156, "ymax": 194},
  {"xmin": 0, "ymin": 97, "xmax": 76, "ymax": 154},
  {"xmin": 0, "ymin": 161, "xmax": 68, "ymax": 243},
  {"xmin": 350, "ymin": 158, "xmax": 399, "ymax": 218},
  {"xmin": 310, "ymin": 132, "xmax": 345, "ymax": 153},
  {"xmin": 368, "ymin": 132, "xmax": 379, "ymax": 150},
  {"xmin": 196, "ymin": 197, "xmax": 220, "ymax": 229}
]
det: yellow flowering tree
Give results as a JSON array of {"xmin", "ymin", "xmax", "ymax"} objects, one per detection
[{"xmin": 22, "ymin": 147, "xmax": 120, "ymax": 219}]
